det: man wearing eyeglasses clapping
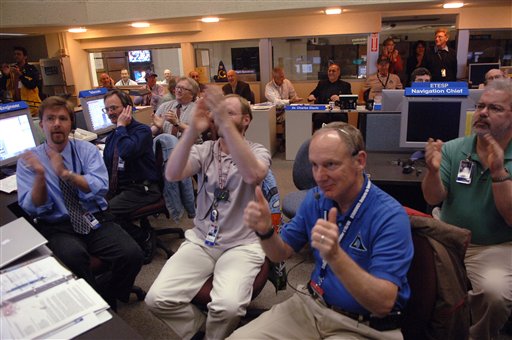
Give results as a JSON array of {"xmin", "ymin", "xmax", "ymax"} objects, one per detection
[{"xmin": 422, "ymin": 79, "xmax": 512, "ymax": 340}]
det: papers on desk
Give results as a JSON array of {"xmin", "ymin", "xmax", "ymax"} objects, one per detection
[
  {"xmin": 252, "ymin": 102, "xmax": 273, "ymax": 110},
  {"xmin": 1, "ymin": 256, "xmax": 111, "ymax": 339},
  {"xmin": 0, "ymin": 174, "xmax": 17, "ymax": 193}
]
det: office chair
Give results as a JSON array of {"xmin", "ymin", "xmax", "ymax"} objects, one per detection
[
  {"xmin": 311, "ymin": 111, "xmax": 348, "ymax": 132},
  {"xmin": 282, "ymin": 138, "xmax": 316, "ymax": 219},
  {"xmin": 191, "ymin": 169, "xmax": 281, "ymax": 315},
  {"xmin": 402, "ymin": 211, "xmax": 471, "ymax": 340},
  {"xmin": 127, "ymin": 139, "xmax": 184, "ymax": 260},
  {"xmin": 89, "ymin": 254, "xmax": 146, "ymax": 302}
]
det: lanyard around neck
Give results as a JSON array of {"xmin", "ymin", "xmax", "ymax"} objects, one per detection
[{"xmin": 317, "ymin": 179, "xmax": 372, "ymax": 286}]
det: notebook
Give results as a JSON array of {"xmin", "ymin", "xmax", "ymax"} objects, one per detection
[{"xmin": 0, "ymin": 217, "xmax": 48, "ymax": 269}]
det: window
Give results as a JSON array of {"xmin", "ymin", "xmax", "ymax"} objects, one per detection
[{"xmin": 271, "ymin": 34, "xmax": 368, "ymax": 81}]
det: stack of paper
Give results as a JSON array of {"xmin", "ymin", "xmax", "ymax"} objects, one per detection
[{"xmin": 1, "ymin": 256, "xmax": 111, "ymax": 339}]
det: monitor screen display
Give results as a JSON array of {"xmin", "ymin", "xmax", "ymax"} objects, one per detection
[
  {"xmin": 0, "ymin": 106, "xmax": 39, "ymax": 167},
  {"xmin": 399, "ymin": 97, "xmax": 471, "ymax": 149},
  {"xmin": 80, "ymin": 96, "xmax": 114, "ymax": 135},
  {"xmin": 468, "ymin": 63, "xmax": 500, "ymax": 88},
  {"xmin": 128, "ymin": 50, "xmax": 151, "ymax": 63}
]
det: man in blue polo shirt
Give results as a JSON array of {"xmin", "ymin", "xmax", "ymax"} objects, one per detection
[{"xmin": 232, "ymin": 122, "xmax": 413, "ymax": 339}]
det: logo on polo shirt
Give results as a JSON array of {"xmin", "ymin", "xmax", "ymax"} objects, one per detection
[{"xmin": 349, "ymin": 234, "xmax": 367, "ymax": 252}]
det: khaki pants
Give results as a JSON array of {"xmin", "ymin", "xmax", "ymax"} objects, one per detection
[
  {"xmin": 145, "ymin": 230, "xmax": 265, "ymax": 340},
  {"xmin": 229, "ymin": 286, "xmax": 403, "ymax": 340},
  {"xmin": 465, "ymin": 241, "xmax": 512, "ymax": 340}
]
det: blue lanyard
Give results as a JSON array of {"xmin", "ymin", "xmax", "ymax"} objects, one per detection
[{"xmin": 317, "ymin": 179, "xmax": 372, "ymax": 287}]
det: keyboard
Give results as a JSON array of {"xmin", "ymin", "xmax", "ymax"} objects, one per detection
[{"xmin": 69, "ymin": 128, "xmax": 97, "ymax": 142}]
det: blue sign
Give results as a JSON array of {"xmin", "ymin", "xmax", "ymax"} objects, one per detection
[
  {"xmin": 0, "ymin": 101, "xmax": 29, "ymax": 114},
  {"xmin": 285, "ymin": 105, "xmax": 328, "ymax": 110},
  {"xmin": 78, "ymin": 87, "xmax": 108, "ymax": 98},
  {"xmin": 405, "ymin": 81, "xmax": 469, "ymax": 96}
]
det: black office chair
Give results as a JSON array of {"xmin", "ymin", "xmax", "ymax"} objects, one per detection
[
  {"xmin": 311, "ymin": 111, "xmax": 348, "ymax": 132},
  {"xmin": 127, "ymin": 139, "xmax": 184, "ymax": 260},
  {"xmin": 282, "ymin": 139, "xmax": 316, "ymax": 219}
]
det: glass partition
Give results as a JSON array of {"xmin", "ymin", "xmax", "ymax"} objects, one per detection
[
  {"xmin": 271, "ymin": 34, "xmax": 368, "ymax": 81},
  {"xmin": 193, "ymin": 40, "xmax": 260, "ymax": 82}
]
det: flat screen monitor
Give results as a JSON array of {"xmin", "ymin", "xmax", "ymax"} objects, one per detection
[
  {"xmin": 468, "ymin": 63, "xmax": 500, "ymax": 88},
  {"xmin": 128, "ymin": 50, "xmax": 151, "ymax": 63},
  {"xmin": 468, "ymin": 89, "xmax": 484, "ymax": 108},
  {"xmin": 338, "ymin": 95, "xmax": 358, "ymax": 110},
  {"xmin": 79, "ymin": 92, "xmax": 114, "ymax": 136},
  {"xmin": 381, "ymin": 89, "xmax": 405, "ymax": 111},
  {"xmin": 399, "ymin": 97, "xmax": 472, "ymax": 149},
  {"xmin": 0, "ymin": 102, "xmax": 40, "ymax": 167}
]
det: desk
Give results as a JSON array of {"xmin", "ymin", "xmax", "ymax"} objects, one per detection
[
  {"xmin": 246, "ymin": 105, "xmax": 277, "ymax": 155},
  {"xmin": 1, "ymin": 194, "xmax": 143, "ymax": 339},
  {"xmin": 285, "ymin": 108, "xmax": 358, "ymax": 160},
  {"xmin": 366, "ymin": 152, "xmax": 429, "ymax": 212}
]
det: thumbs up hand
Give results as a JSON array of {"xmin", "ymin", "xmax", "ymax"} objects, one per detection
[
  {"xmin": 311, "ymin": 207, "xmax": 340, "ymax": 261},
  {"xmin": 244, "ymin": 186, "xmax": 271, "ymax": 234}
]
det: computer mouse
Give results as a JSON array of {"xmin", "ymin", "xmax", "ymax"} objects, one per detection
[{"xmin": 402, "ymin": 165, "xmax": 414, "ymax": 174}]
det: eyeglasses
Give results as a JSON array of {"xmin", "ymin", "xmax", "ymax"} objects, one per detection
[
  {"xmin": 101, "ymin": 105, "xmax": 121, "ymax": 113},
  {"xmin": 175, "ymin": 86, "xmax": 192, "ymax": 93},
  {"xmin": 475, "ymin": 103, "xmax": 506, "ymax": 115},
  {"xmin": 485, "ymin": 75, "xmax": 504, "ymax": 81}
]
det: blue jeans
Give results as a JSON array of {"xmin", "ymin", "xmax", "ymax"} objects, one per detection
[{"xmin": 154, "ymin": 134, "xmax": 196, "ymax": 222}]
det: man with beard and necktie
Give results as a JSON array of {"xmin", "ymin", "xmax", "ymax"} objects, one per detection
[{"xmin": 16, "ymin": 96, "xmax": 143, "ymax": 310}]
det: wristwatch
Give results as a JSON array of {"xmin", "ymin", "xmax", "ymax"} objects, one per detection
[
  {"xmin": 491, "ymin": 168, "xmax": 511, "ymax": 183},
  {"xmin": 255, "ymin": 227, "xmax": 274, "ymax": 240},
  {"xmin": 173, "ymin": 120, "xmax": 180, "ymax": 127}
]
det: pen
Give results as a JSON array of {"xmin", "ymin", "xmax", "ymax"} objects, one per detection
[{"xmin": 6, "ymin": 276, "xmax": 46, "ymax": 293}]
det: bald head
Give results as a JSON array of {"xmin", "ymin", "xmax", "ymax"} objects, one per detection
[{"xmin": 227, "ymin": 70, "xmax": 237, "ymax": 86}]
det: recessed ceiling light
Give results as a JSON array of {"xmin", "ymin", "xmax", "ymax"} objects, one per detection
[
  {"xmin": 443, "ymin": 2, "xmax": 464, "ymax": 9},
  {"xmin": 201, "ymin": 17, "xmax": 220, "ymax": 23},
  {"xmin": 132, "ymin": 22, "xmax": 150, "ymax": 28},
  {"xmin": 325, "ymin": 8, "xmax": 342, "ymax": 15},
  {"xmin": 68, "ymin": 27, "xmax": 87, "ymax": 33},
  {"xmin": 0, "ymin": 32, "xmax": 28, "ymax": 36}
]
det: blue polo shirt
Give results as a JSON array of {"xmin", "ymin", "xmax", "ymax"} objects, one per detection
[{"xmin": 281, "ymin": 175, "xmax": 413, "ymax": 315}]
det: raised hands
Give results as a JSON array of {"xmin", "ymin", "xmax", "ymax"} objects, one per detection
[
  {"xmin": 424, "ymin": 138, "xmax": 444, "ymax": 173},
  {"xmin": 311, "ymin": 207, "xmax": 340, "ymax": 262},
  {"xmin": 482, "ymin": 133, "xmax": 505, "ymax": 174},
  {"xmin": 21, "ymin": 151, "xmax": 45, "ymax": 176},
  {"xmin": 116, "ymin": 105, "xmax": 132, "ymax": 127},
  {"xmin": 244, "ymin": 186, "xmax": 271, "ymax": 234}
]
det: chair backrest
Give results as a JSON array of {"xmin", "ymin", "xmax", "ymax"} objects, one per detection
[
  {"xmin": 292, "ymin": 139, "xmax": 316, "ymax": 191},
  {"xmin": 153, "ymin": 139, "xmax": 165, "ymax": 191},
  {"xmin": 401, "ymin": 233, "xmax": 437, "ymax": 340},
  {"xmin": 357, "ymin": 111, "xmax": 402, "ymax": 152}
]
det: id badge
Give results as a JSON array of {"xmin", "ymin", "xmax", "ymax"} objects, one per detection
[
  {"xmin": 441, "ymin": 68, "xmax": 447, "ymax": 78},
  {"xmin": 205, "ymin": 224, "xmax": 219, "ymax": 247},
  {"xmin": 83, "ymin": 212, "xmax": 101, "ymax": 229},
  {"xmin": 456, "ymin": 160, "xmax": 473, "ymax": 185},
  {"xmin": 118, "ymin": 158, "xmax": 125, "ymax": 171}
]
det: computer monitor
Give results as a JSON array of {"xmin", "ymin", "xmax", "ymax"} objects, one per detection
[
  {"xmin": 467, "ymin": 89, "xmax": 484, "ymax": 108},
  {"xmin": 338, "ymin": 95, "xmax": 358, "ymax": 110},
  {"xmin": 78, "ymin": 88, "xmax": 114, "ymax": 136},
  {"xmin": 381, "ymin": 89, "xmax": 405, "ymax": 111},
  {"xmin": 358, "ymin": 111, "xmax": 402, "ymax": 152},
  {"xmin": 399, "ymin": 97, "xmax": 473, "ymax": 149},
  {"xmin": 468, "ymin": 63, "xmax": 500, "ymax": 88},
  {"xmin": 0, "ymin": 101, "xmax": 40, "ymax": 167}
]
